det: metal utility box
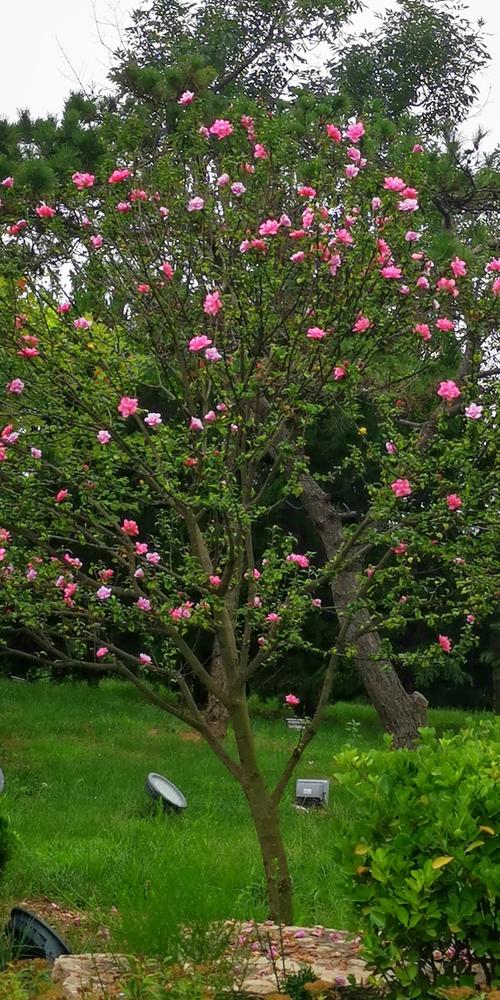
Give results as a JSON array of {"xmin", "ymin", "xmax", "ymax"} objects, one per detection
[
  {"xmin": 295, "ymin": 778, "xmax": 329, "ymax": 808},
  {"xmin": 285, "ymin": 717, "xmax": 309, "ymax": 731}
]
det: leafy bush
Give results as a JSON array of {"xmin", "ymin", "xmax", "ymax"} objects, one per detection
[{"xmin": 332, "ymin": 726, "xmax": 500, "ymax": 996}]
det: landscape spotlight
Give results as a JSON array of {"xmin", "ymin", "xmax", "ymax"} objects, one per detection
[
  {"xmin": 295, "ymin": 778, "xmax": 329, "ymax": 808},
  {"xmin": 4, "ymin": 908, "xmax": 70, "ymax": 961},
  {"xmin": 146, "ymin": 772, "xmax": 187, "ymax": 812}
]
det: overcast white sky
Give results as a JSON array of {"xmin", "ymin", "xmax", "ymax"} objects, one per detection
[{"xmin": 1, "ymin": 0, "xmax": 499, "ymax": 147}]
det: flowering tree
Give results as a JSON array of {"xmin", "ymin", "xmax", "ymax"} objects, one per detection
[{"xmin": 1, "ymin": 102, "xmax": 499, "ymax": 920}]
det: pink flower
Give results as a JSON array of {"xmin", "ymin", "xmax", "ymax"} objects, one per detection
[
  {"xmin": 7, "ymin": 219, "xmax": 28, "ymax": 236},
  {"xmin": 135, "ymin": 542, "xmax": 148, "ymax": 555},
  {"xmin": 392, "ymin": 542, "xmax": 408, "ymax": 555},
  {"xmin": 333, "ymin": 365, "xmax": 346, "ymax": 380},
  {"xmin": 134, "ymin": 567, "xmax": 144, "ymax": 579},
  {"xmin": 217, "ymin": 173, "xmax": 230, "ymax": 187},
  {"xmin": 97, "ymin": 430, "xmax": 111, "ymax": 444},
  {"xmin": 72, "ymin": 172, "xmax": 95, "ymax": 190},
  {"xmin": 285, "ymin": 693, "xmax": 300, "ymax": 706},
  {"xmin": 121, "ymin": 518, "xmax": 139, "ymax": 536},
  {"xmin": 345, "ymin": 121, "xmax": 365, "ymax": 142},
  {"xmin": 146, "ymin": 551, "xmax": 160, "ymax": 564},
  {"xmin": 57, "ymin": 302, "xmax": 71, "ymax": 314},
  {"xmin": 436, "ymin": 317, "xmax": 454, "ymax": 331},
  {"xmin": 384, "ymin": 176, "xmax": 406, "ymax": 192},
  {"xmin": 36, "ymin": 203, "xmax": 56, "ymax": 219},
  {"xmin": 412, "ymin": 144, "xmax": 424, "ymax": 153},
  {"xmin": 493, "ymin": 278, "xmax": 500, "ymax": 296},
  {"xmin": 438, "ymin": 634, "xmax": 452, "ymax": 653},
  {"xmin": 139, "ymin": 652, "xmax": 152, "ymax": 665},
  {"xmin": 385, "ymin": 441, "xmax": 396, "ymax": 454},
  {"xmin": 371, "ymin": 197, "xmax": 382, "ymax": 211},
  {"xmin": 55, "ymin": 489, "xmax": 69, "ymax": 503},
  {"xmin": 26, "ymin": 567, "xmax": 38, "ymax": 581},
  {"xmin": 416, "ymin": 276, "xmax": 430, "ymax": 290},
  {"xmin": 286, "ymin": 553, "xmax": 310, "ymax": 569},
  {"xmin": 398, "ymin": 198, "xmax": 418, "ymax": 212},
  {"xmin": 326, "ymin": 124, "xmax": 342, "ymax": 142},
  {"xmin": 31, "ymin": 447, "xmax": 42, "ymax": 459},
  {"xmin": 118, "ymin": 396, "xmax": 139, "ymax": 417},
  {"xmin": 1, "ymin": 176, "xmax": 14, "ymax": 188},
  {"xmin": 231, "ymin": 182, "xmax": 246, "ymax": 196},
  {"xmin": 391, "ymin": 479, "xmax": 412, "ymax": 498},
  {"xmin": 90, "ymin": 235, "xmax": 103, "ymax": 249},
  {"xmin": 298, "ymin": 185, "xmax": 316, "ymax": 198},
  {"xmin": 108, "ymin": 168, "xmax": 131, "ymax": 184},
  {"xmin": 450, "ymin": 256, "xmax": 467, "ymax": 277},
  {"xmin": 144, "ymin": 412, "xmax": 162, "ymax": 427},
  {"xmin": 190, "ymin": 417, "xmax": 203, "ymax": 432},
  {"xmin": 346, "ymin": 146, "xmax": 361, "ymax": 162},
  {"xmin": 116, "ymin": 201, "xmax": 131, "ymax": 213},
  {"xmin": 446, "ymin": 493, "xmax": 462, "ymax": 511},
  {"xmin": 414, "ymin": 323, "xmax": 431, "ymax": 341},
  {"xmin": 311, "ymin": 598, "xmax": 322, "ymax": 608},
  {"xmin": 436, "ymin": 277, "xmax": 458, "ymax": 295},
  {"xmin": 290, "ymin": 251, "xmax": 305, "ymax": 263},
  {"xmin": 253, "ymin": 143, "xmax": 268, "ymax": 159},
  {"xmin": 189, "ymin": 334, "xmax": 212, "ymax": 352},
  {"xmin": 178, "ymin": 90, "xmax": 194, "ymax": 106},
  {"xmin": 437, "ymin": 380, "xmax": 460, "ymax": 402},
  {"xmin": 187, "ymin": 197, "xmax": 204, "ymax": 212},
  {"xmin": 209, "ymin": 574, "xmax": 222, "ymax": 586},
  {"xmin": 205, "ymin": 347, "xmax": 222, "ymax": 361},
  {"xmin": 380, "ymin": 264, "xmax": 402, "ymax": 279},
  {"xmin": 465, "ymin": 403, "xmax": 482, "ymax": 420},
  {"xmin": 259, "ymin": 219, "xmax": 280, "ymax": 236},
  {"xmin": 266, "ymin": 612, "xmax": 281, "ymax": 623},
  {"xmin": 170, "ymin": 601, "xmax": 193, "ymax": 620},
  {"xmin": 99, "ymin": 568, "xmax": 114, "ymax": 581},
  {"xmin": 160, "ymin": 261, "xmax": 174, "ymax": 280},
  {"xmin": 96, "ymin": 646, "xmax": 108, "ymax": 658},
  {"xmin": 203, "ymin": 290, "xmax": 223, "ymax": 316},
  {"xmin": 6, "ymin": 378, "xmax": 24, "ymax": 396},
  {"xmin": 405, "ymin": 230, "xmax": 420, "ymax": 242},
  {"xmin": 307, "ymin": 326, "xmax": 327, "ymax": 340},
  {"xmin": 486, "ymin": 258, "xmax": 500, "ymax": 272},
  {"xmin": 136, "ymin": 597, "xmax": 151, "ymax": 612},
  {"xmin": 198, "ymin": 126, "xmax": 210, "ymax": 139},
  {"xmin": 302, "ymin": 207, "xmax": 315, "ymax": 228},
  {"xmin": 353, "ymin": 315, "xmax": 371, "ymax": 333},
  {"xmin": 335, "ymin": 227, "xmax": 353, "ymax": 245},
  {"xmin": 466, "ymin": 614, "xmax": 475, "ymax": 624},
  {"xmin": 209, "ymin": 119, "xmax": 233, "ymax": 140},
  {"xmin": 73, "ymin": 317, "xmax": 91, "ymax": 330}
]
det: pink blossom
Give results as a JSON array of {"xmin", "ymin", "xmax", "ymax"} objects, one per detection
[
  {"xmin": 209, "ymin": 119, "xmax": 233, "ymax": 139},
  {"xmin": 437, "ymin": 380, "xmax": 461, "ymax": 402},
  {"xmin": 416, "ymin": 275, "xmax": 430, "ymax": 290},
  {"xmin": 450, "ymin": 256, "xmax": 467, "ymax": 277},
  {"xmin": 146, "ymin": 551, "xmax": 160, "ymax": 565},
  {"xmin": 391, "ymin": 479, "xmax": 412, "ymax": 498},
  {"xmin": 198, "ymin": 126, "xmax": 210, "ymax": 139},
  {"xmin": 438, "ymin": 634, "xmax": 452, "ymax": 653},
  {"xmin": 36, "ymin": 203, "xmax": 56, "ymax": 219},
  {"xmin": 136, "ymin": 283, "xmax": 150, "ymax": 294},
  {"xmin": 190, "ymin": 417, "xmax": 203, "ymax": 432},
  {"xmin": 97, "ymin": 430, "xmax": 111, "ymax": 444},
  {"xmin": 108, "ymin": 168, "xmax": 131, "ymax": 184},
  {"xmin": 90, "ymin": 235, "xmax": 103, "ymax": 250},
  {"xmin": 311, "ymin": 598, "xmax": 322, "ymax": 608},
  {"xmin": 259, "ymin": 219, "xmax": 280, "ymax": 236},
  {"xmin": 135, "ymin": 542, "xmax": 148, "ymax": 555},
  {"xmin": 134, "ymin": 567, "xmax": 144, "ymax": 579},
  {"xmin": 57, "ymin": 302, "xmax": 71, "ymax": 314},
  {"xmin": 335, "ymin": 227, "xmax": 353, "ymax": 245},
  {"xmin": 466, "ymin": 614, "xmax": 475, "ymax": 624},
  {"xmin": 436, "ymin": 317, "xmax": 454, "ymax": 331},
  {"xmin": 385, "ymin": 441, "xmax": 396, "ymax": 454},
  {"xmin": 414, "ymin": 323, "xmax": 431, "ymax": 341},
  {"xmin": 170, "ymin": 602, "xmax": 193, "ymax": 620},
  {"xmin": 118, "ymin": 396, "xmax": 139, "ymax": 418},
  {"xmin": 1, "ymin": 176, "xmax": 14, "ymax": 188},
  {"xmin": 72, "ymin": 172, "xmax": 95, "ymax": 190},
  {"xmin": 160, "ymin": 261, "xmax": 174, "ymax": 280},
  {"xmin": 326, "ymin": 124, "xmax": 341, "ymax": 142},
  {"xmin": 26, "ymin": 568, "xmax": 38, "ymax": 581},
  {"xmin": 412, "ymin": 144, "xmax": 424, "ymax": 153},
  {"xmin": 187, "ymin": 197, "xmax": 204, "ymax": 212},
  {"xmin": 96, "ymin": 646, "xmax": 108, "ymax": 658},
  {"xmin": 178, "ymin": 90, "xmax": 194, "ymax": 106},
  {"xmin": 345, "ymin": 121, "xmax": 365, "ymax": 143},
  {"xmin": 333, "ymin": 365, "xmax": 347, "ymax": 380},
  {"xmin": 307, "ymin": 326, "xmax": 327, "ymax": 340},
  {"xmin": 203, "ymin": 290, "xmax": 223, "ymax": 316},
  {"xmin": 353, "ymin": 315, "xmax": 371, "ymax": 333},
  {"xmin": 253, "ymin": 143, "xmax": 268, "ymax": 159},
  {"xmin": 99, "ymin": 568, "xmax": 114, "ymax": 581},
  {"xmin": 73, "ymin": 317, "xmax": 91, "ymax": 330},
  {"xmin": 298, "ymin": 185, "xmax": 316, "ymax": 198},
  {"xmin": 384, "ymin": 176, "xmax": 406, "ymax": 192},
  {"xmin": 380, "ymin": 264, "xmax": 402, "ymax": 279},
  {"xmin": 204, "ymin": 410, "xmax": 216, "ymax": 423},
  {"xmin": 345, "ymin": 164, "xmax": 359, "ymax": 179},
  {"xmin": 346, "ymin": 146, "xmax": 361, "ymax": 162},
  {"xmin": 121, "ymin": 518, "xmax": 139, "ymax": 536},
  {"xmin": 392, "ymin": 542, "xmax": 408, "ymax": 555},
  {"xmin": 17, "ymin": 346, "xmax": 40, "ymax": 358},
  {"xmin": 7, "ymin": 219, "xmax": 28, "ymax": 236},
  {"xmin": 139, "ymin": 652, "xmax": 152, "ymax": 665},
  {"xmin": 136, "ymin": 597, "xmax": 151, "ymax": 612},
  {"xmin": 398, "ymin": 198, "xmax": 418, "ymax": 212},
  {"xmin": 493, "ymin": 278, "xmax": 500, "ymax": 296},
  {"xmin": 116, "ymin": 201, "xmax": 131, "ymax": 213},
  {"xmin": 217, "ymin": 173, "xmax": 230, "ymax": 187},
  {"xmin": 446, "ymin": 493, "xmax": 462, "ymax": 511},
  {"xmin": 290, "ymin": 251, "xmax": 306, "ymax": 263},
  {"xmin": 205, "ymin": 347, "xmax": 222, "ymax": 361},
  {"xmin": 464, "ymin": 402, "xmax": 483, "ymax": 420},
  {"xmin": 436, "ymin": 277, "xmax": 458, "ymax": 295},
  {"xmin": 144, "ymin": 412, "xmax": 162, "ymax": 427},
  {"xmin": 231, "ymin": 182, "xmax": 246, "ymax": 196},
  {"xmin": 286, "ymin": 553, "xmax": 310, "ymax": 569},
  {"xmin": 31, "ymin": 447, "xmax": 42, "ymax": 459},
  {"xmin": 486, "ymin": 258, "xmax": 500, "ymax": 272},
  {"xmin": 371, "ymin": 197, "xmax": 382, "ymax": 211},
  {"xmin": 189, "ymin": 334, "xmax": 212, "ymax": 352},
  {"xmin": 302, "ymin": 207, "xmax": 315, "ymax": 228},
  {"xmin": 405, "ymin": 230, "xmax": 420, "ymax": 242},
  {"xmin": 209, "ymin": 575, "xmax": 222, "ymax": 586},
  {"xmin": 266, "ymin": 612, "xmax": 281, "ymax": 623},
  {"xmin": 55, "ymin": 489, "xmax": 69, "ymax": 503},
  {"xmin": 285, "ymin": 693, "xmax": 300, "ymax": 706}
]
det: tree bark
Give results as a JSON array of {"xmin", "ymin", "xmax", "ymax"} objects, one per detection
[
  {"xmin": 299, "ymin": 473, "xmax": 428, "ymax": 747},
  {"xmin": 205, "ymin": 637, "xmax": 230, "ymax": 739},
  {"xmin": 245, "ymin": 785, "xmax": 293, "ymax": 923}
]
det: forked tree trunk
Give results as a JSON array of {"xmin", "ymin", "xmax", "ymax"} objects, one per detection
[
  {"xmin": 205, "ymin": 638, "xmax": 230, "ymax": 739},
  {"xmin": 245, "ymin": 782, "xmax": 293, "ymax": 923},
  {"xmin": 300, "ymin": 473, "xmax": 428, "ymax": 748}
]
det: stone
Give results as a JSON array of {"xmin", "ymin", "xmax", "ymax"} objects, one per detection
[{"xmin": 52, "ymin": 953, "xmax": 129, "ymax": 999}]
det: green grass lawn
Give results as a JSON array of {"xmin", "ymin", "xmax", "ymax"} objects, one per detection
[{"xmin": 0, "ymin": 679, "xmax": 492, "ymax": 955}]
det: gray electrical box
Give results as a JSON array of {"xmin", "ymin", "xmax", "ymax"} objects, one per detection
[
  {"xmin": 285, "ymin": 717, "xmax": 309, "ymax": 731},
  {"xmin": 295, "ymin": 778, "xmax": 329, "ymax": 807}
]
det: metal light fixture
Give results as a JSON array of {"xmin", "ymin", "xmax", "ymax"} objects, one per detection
[
  {"xmin": 295, "ymin": 778, "xmax": 329, "ymax": 808},
  {"xmin": 146, "ymin": 772, "xmax": 187, "ymax": 812},
  {"xmin": 285, "ymin": 717, "xmax": 309, "ymax": 732},
  {"xmin": 5, "ymin": 908, "xmax": 70, "ymax": 961}
]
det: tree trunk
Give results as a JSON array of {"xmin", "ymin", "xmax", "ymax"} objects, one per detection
[
  {"xmin": 300, "ymin": 473, "xmax": 428, "ymax": 747},
  {"xmin": 245, "ymin": 784, "xmax": 293, "ymax": 923},
  {"xmin": 205, "ymin": 638, "xmax": 230, "ymax": 739}
]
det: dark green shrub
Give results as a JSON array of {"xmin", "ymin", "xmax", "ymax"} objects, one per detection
[
  {"xmin": 0, "ymin": 809, "xmax": 11, "ymax": 878},
  {"xmin": 332, "ymin": 726, "xmax": 500, "ymax": 996}
]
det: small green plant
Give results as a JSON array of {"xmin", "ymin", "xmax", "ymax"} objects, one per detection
[
  {"xmin": 281, "ymin": 965, "xmax": 318, "ymax": 999},
  {"xmin": 333, "ymin": 725, "xmax": 500, "ymax": 996}
]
